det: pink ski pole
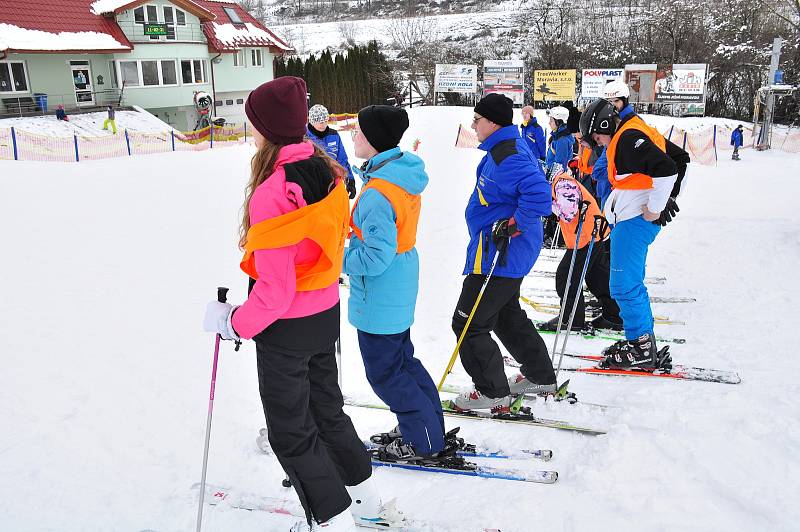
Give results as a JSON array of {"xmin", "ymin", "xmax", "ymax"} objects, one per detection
[{"xmin": 196, "ymin": 287, "xmax": 228, "ymax": 532}]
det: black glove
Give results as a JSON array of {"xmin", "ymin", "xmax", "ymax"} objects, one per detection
[
  {"xmin": 491, "ymin": 218, "xmax": 519, "ymax": 246},
  {"xmin": 653, "ymin": 197, "xmax": 679, "ymax": 226},
  {"xmin": 346, "ymin": 177, "xmax": 357, "ymax": 199}
]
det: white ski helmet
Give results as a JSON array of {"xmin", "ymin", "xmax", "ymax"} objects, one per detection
[
  {"xmin": 548, "ymin": 106, "xmax": 570, "ymax": 123},
  {"xmin": 308, "ymin": 104, "xmax": 329, "ymax": 124},
  {"xmin": 604, "ymin": 80, "xmax": 630, "ymax": 100}
]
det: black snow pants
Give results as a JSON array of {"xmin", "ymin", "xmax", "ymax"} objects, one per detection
[
  {"xmin": 452, "ymin": 275, "xmax": 556, "ymax": 398},
  {"xmin": 556, "ymin": 239, "xmax": 621, "ymax": 327},
  {"xmin": 254, "ymin": 302, "xmax": 371, "ymax": 524}
]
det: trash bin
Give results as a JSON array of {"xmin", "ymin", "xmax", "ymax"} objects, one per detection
[{"xmin": 33, "ymin": 93, "xmax": 48, "ymax": 112}]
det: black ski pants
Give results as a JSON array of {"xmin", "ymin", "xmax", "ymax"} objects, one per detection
[
  {"xmin": 452, "ymin": 275, "xmax": 556, "ymax": 398},
  {"xmin": 556, "ymin": 239, "xmax": 620, "ymax": 327},
  {"xmin": 254, "ymin": 302, "xmax": 371, "ymax": 524}
]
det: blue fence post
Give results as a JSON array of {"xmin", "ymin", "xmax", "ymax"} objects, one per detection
[
  {"xmin": 667, "ymin": 125, "xmax": 674, "ymax": 141},
  {"xmin": 171, "ymin": 130, "xmax": 175, "ymax": 151},
  {"xmin": 713, "ymin": 125, "xmax": 718, "ymax": 162},
  {"xmin": 682, "ymin": 131, "xmax": 688, "ymax": 150},
  {"xmin": 74, "ymin": 135, "xmax": 80, "ymax": 162},
  {"xmin": 125, "ymin": 129, "xmax": 131, "ymax": 156},
  {"xmin": 243, "ymin": 121, "xmax": 247, "ymax": 141},
  {"xmin": 210, "ymin": 124, "xmax": 214, "ymax": 149},
  {"xmin": 11, "ymin": 126, "xmax": 18, "ymax": 160}
]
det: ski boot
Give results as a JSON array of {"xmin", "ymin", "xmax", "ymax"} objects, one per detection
[
  {"xmin": 537, "ymin": 316, "xmax": 586, "ymax": 332},
  {"xmin": 289, "ymin": 509, "xmax": 358, "ymax": 531},
  {"xmin": 369, "ymin": 425, "xmax": 402, "ymax": 445},
  {"xmin": 590, "ymin": 314, "xmax": 624, "ymax": 332},
  {"xmin": 346, "ymin": 477, "xmax": 407, "ymax": 530},
  {"xmin": 599, "ymin": 333, "xmax": 672, "ymax": 371},
  {"xmin": 450, "ymin": 389, "xmax": 511, "ymax": 414},
  {"xmin": 507, "ymin": 374, "xmax": 558, "ymax": 395}
]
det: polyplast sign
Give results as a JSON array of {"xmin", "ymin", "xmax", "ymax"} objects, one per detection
[
  {"xmin": 483, "ymin": 60, "xmax": 525, "ymax": 105},
  {"xmin": 434, "ymin": 64, "xmax": 478, "ymax": 94},
  {"xmin": 580, "ymin": 69, "xmax": 624, "ymax": 98}
]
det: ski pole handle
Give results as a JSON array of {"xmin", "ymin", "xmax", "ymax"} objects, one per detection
[{"xmin": 217, "ymin": 287, "xmax": 229, "ymax": 303}]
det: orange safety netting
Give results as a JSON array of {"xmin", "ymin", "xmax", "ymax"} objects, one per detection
[{"xmin": 455, "ymin": 124, "xmax": 480, "ymax": 149}]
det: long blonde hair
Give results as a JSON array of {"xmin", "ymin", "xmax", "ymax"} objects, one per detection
[{"xmin": 239, "ymin": 139, "xmax": 347, "ymax": 249}]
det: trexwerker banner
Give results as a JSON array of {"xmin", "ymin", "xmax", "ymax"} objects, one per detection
[
  {"xmin": 483, "ymin": 60, "xmax": 525, "ymax": 105},
  {"xmin": 655, "ymin": 63, "xmax": 707, "ymax": 103},
  {"xmin": 580, "ymin": 68, "xmax": 625, "ymax": 99},
  {"xmin": 533, "ymin": 69, "xmax": 576, "ymax": 101},
  {"xmin": 434, "ymin": 64, "xmax": 478, "ymax": 94}
]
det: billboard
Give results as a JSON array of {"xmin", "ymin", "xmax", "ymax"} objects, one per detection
[
  {"xmin": 655, "ymin": 63, "xmax": 707, "ymax": 103},
  {"xmin": 434, "ymin": 64, "xmax": 478, "ymax": 94},
  {"xmin": 625, "ymin": 64, "xmax": 657, "ymax": 103},
  {"xmin": 580, "ymin": 68, "xmax": 625, "ymax": 99},
  {"xmin": 533, "ymin": 69, "xmax": 577, "ymax": 101},
  {"xmin": 483, "ymin": 60, "xmax": 525, "ymax": 105}
]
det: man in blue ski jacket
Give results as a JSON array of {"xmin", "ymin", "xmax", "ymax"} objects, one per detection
[
  {"xmin": 450, "ymin": 93, "xmax": 557, "ymax": 413},
  {"xmin": 545, "ymin": 106, "xmax": 575, "ymax": 176},
  {"xmin": 731, "ymin": 124, "xmax": 744, "ymax": 160},
  {"xmin": 519, "ymin": 105, "xmax": 546, "ymax": 161},
  {"xmin": 307, "ymin": 104, "xmax": 358, "ymax": 198}
]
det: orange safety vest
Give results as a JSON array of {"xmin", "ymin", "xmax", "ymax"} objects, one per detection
[
  {"xmin": 350, "ymin": 178, "xmax": 420, "ymax": 253},
  {"xmin": 552, "ymin": 173, "xmax": 606, "ymax": 250},
  {"xmin": 577, "ymin": 144, "xmax": 594, "ymax": 176},
  {"xmin": 239, "ymin": 182, "xmax": 350, "ymax": 291},
  {"xmin": 606, "ymin": 115, "xmax": 667, "ymax": 190}
]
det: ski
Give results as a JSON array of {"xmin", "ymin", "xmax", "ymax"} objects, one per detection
[
  {"xmin": 531, "ymin": 320, "xmax": 687, "ymax": 345},
  {"xmin": 521, "ymin": 288, "xmax": 696, "ymax": 304},
  {"xmin": 191, "ymin": 483, "xmax": 494, "ymax": 531},
  {"xmin": 520, "ymin": 297, "xmax": 682, "ymax": 325},
  {"xmin": 527, "ymin": 270, "xmax": 666, "ymax": 284},
  {"xmin": 369, "ymin": 452, "xmax": 558, "ymax": 484},
  {"xmin": 364, "ymin": 439, "xmax": 553, "ymax": 462},
  {"xmin": 439, "ymin": 382, "xmax": 610, "ymax": 410},
  {"xmin": 344, "ymin": 397, "xmax": 606, "ymax": 435},
  {"xmin": 503, "ymin": 355, "xmax": 740, "ymax": 385}
]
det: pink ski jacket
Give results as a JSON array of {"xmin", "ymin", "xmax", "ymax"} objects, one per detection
[{"xmin": 232, "ymin": 141, "xmax": 340, "ymax": 339}]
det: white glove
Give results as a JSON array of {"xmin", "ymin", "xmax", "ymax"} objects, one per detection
[{"xmin": 203, "ymin": 300, "xmax": 240, "ymax": 341}]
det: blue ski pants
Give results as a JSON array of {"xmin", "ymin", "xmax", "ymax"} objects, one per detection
[
  {"xmin": 357, "ymin": 329, "xmax": 445, "ymax": 455},
  {"xmin": 609, "ymin": 215, "xmax": 661, "ymax": 340}
]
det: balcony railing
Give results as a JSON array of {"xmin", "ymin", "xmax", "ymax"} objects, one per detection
[
  {"xmin": 117, "ymin": 21, "xmax": 207, "ymax": 43},
  {"xmin": 0, "ymin": 89, "xmax": 126, "ymax": 118}
]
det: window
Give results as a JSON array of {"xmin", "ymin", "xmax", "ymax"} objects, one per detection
[
  {"xmin": 215, "ymin": 100, "xmax": 223, "ymax": 107},
  {"xmin": 0, "ymin": 61, "xmax": 29, "ymax": 92},
  {"xmin": 134, "ymin": 7, "xmax": 145, "ymax": 24},
  {"xmin": 236, "ymin": 98, "xmax": 243, "ymax": 104},
  {"xmin": 225, "ymin": 99, "xmax": 233, "ymax": 105},
  {"xmin": 251, "ymin": 49, "xmax": 263, "ymax": 67},
  {"xmin": 181, "ymin": 60, "xmax": 208, "ymax": 84},
  {"xmin": 161, "ymin": 60, "xmax": 177, "ymax": 85},
  {"xmin": 233, "ymin": 49, "xmax": 245, "ymax": 67},
  {"xmin": 120, "ymin": 61, "xmax": 140, "ymax": 87},
  {"xmin": 176, "ymin": 9, "xmax": 186, "ymax": 25},
  {"xmin": 223, "ymin": 7, "xmax": 243, "ymax": 23}
]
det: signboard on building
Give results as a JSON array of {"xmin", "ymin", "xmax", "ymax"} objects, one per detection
[
  {"xmin": 655, "ymin": 64, "xmax": 707, "ymax": 103},
  {"xmin": 625, "ymin": 64, "xmax": 657, "ymax": 103},
  {"xmin": 434, "ymin": 64, "xmax": 478, "ymax": 94},
  {"xmin": 483, "ymin": 60, "xmax": 525, "ymax": 105},
  {"xmin": 533, "ymin": 69, "xmax": 576, "ymax": 101},
  {"xmin": 580, "ymin": 68, "xmax": 624, "ymax": 99},
  {"xmin": 144, "ymin": 23, "xmax": 168, "ymax": 36}
]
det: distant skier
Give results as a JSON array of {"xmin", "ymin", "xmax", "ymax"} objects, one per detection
[
  {"xmin": 579, "ymin": 82, "xmax": 689, "ymax": 370},
  {"xmin": 102, "ymin": 105, "xmax": 117, "ymax": 134},
  {"xmin": 55, "ymin": 104, "xmax": 69, "ymax": 122},
  {"xmin": 543, "ymin": 106, "xmax": 573, "ymax": 246},
  {"xmin": 202, "ymin": 77, "xmax": 399, "ymax": 532},
  {"xmin": 731, "ymin": 124, "xmax": 744, "ymax": 160},
  {"xmin": 343, "ymin": 105, "xmax": 446, "ymax": 461},
  {"xmin": 306, "ymin": 104, "xmax": 357, "ymax": 198},
  {"xmin": 519, "ymin": 105, "xmax": 545, "ymax": 161},
  {"xmin": 450, "ymin": 93, "xmax": 557, "ymax": 413}
]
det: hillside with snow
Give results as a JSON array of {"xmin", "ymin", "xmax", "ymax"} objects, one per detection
[{"xmin": 1, "ymin": 106, "xmax": 798, "ymax": 531}]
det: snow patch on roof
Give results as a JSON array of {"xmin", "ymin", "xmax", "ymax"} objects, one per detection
[
  {"xmin": 0, "ymin": 23, "xmax": 130, "ymax": 52},
  {"xmin": 90, "ymin": 0, "xmax": 133, "ymax": 14},
  {"xmin": 212, "ymin": 21, "xmax": 291, "ymax": 50}
]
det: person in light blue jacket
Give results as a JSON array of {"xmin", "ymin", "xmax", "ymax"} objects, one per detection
[
  {"xmin": 344, "ymin": 105, "xmax": 445, "ymax": 461},
  {"xmin": 545, "ymin": 106, "xmax": 575, "ymax": 176},
  {"xmin": 307, "ymin": 104, "xmax": 358, "ymax": 198}
]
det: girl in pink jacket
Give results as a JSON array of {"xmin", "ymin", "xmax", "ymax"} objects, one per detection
[{"xmin": 202, "ymin": 77, "xmax": 401, "ymax": 532}]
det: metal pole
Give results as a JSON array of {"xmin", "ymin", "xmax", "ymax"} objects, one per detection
[{"xmin": 759, "ymin": 37, "xmax": 783, "ymax": 149}]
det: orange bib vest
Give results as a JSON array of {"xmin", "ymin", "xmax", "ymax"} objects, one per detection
[
  {"xmin": 577, "ymin": 144, "xmax": 594, "ymax": 176},
  {"xmin": 552, "ymin": 173, "xmax": 606, "ymax": 250},
  {"xmin": 606, "ymin": 115, "xmax": 667, "ymax": 190},
  {"xmin": 350, "ymin": 178, "xmax": 420, "ymax": 253},
  {"xmin": 239, "ymin": 182, "xmax": 350, "ymax": 291}
]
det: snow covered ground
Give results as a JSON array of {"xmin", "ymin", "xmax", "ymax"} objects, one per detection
[
  {"xmin": 1, "ymin": 106, "xmax": 798, "ymax": 531},
  {"xmin": 0, "ymin": 106, "xmax": 173, "ymax": 137}
]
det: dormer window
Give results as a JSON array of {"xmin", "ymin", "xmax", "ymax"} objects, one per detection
[{"xmin": 223, "ymin": 7, "xmax": 243, "ymax": 24}]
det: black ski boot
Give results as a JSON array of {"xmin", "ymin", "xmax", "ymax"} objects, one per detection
[
  {"xmin": 590, "ymin": 314, "xmax": 624, "ymax": 332},
  {"xmin": 538, "ymin": 316, "xmax": 586, "ymax": 332},
  {"xmin": 599, "ymin": 333, "xmax": 669, "ymax": 371},
  {"xmin": 370, "ymin": 425, "xmax": 402, "ymax": 445}
]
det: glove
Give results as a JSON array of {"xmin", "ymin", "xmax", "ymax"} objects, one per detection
[
  {"xmin": 491, "ymin": 218, "xmax": 520, "ymax": 245},
  {"xmin": 203, "ymin": 300, "xmax": 240, "ymax": 341},
  {"xmin": 653, "ymin": 197, "xmax": 680, "ymax": 226},
  {"xmin": 346, "ymin": 177, "xmax": 357, "ymax": 199}
]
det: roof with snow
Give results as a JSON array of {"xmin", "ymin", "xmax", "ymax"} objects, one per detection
[
  {"xmin": 90, "ymin": 0, "xmax": 214, "ymax": 20},
  {"xmin": 0, "ymin": 0, "xmax": 132, "ymax": 53},
  {"xmin": 194, "ymin": 0, "xmax": 292, "ymax": 53}
]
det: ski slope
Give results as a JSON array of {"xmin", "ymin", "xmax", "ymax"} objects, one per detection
[{"xmin": 1, "ymin": 106, "xmax": 798, "ymax": 531}]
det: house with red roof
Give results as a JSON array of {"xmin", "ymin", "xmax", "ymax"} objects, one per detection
[{"xmin": 0, "ymin": 0, "xmax": 292, "ymax": 130}]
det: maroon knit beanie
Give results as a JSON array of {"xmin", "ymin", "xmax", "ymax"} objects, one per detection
[{"xmin": 245, "ymin": 77, "xmax": 308, "ymax": 145}]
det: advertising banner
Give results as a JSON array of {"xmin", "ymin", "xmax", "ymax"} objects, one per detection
[
  {"xmin": 533, "ymin": 69, "xmax": 576, "ymax": 101},
  {"xmin": 580, "ymin": 68, "xmax": 624, "ymax": 99},
  {"xmin": 625, "ymin": 64, "xmax": 657, "ymax": 103},
  {"xmin": 434, "ymin": 64, "xmax": 478, "ymax": 94},
  {"xmin": 483, "ymin": 60, "xmax": 525, "ymax": 105},
  {"xmin": 655, "ymin": 63, "xmax": 707, "ymax": 103}
]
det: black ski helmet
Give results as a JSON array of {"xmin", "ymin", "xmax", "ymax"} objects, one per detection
[{"xmin": 579, "ymin": 98, "xmax": 617, "ymax": 142}]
